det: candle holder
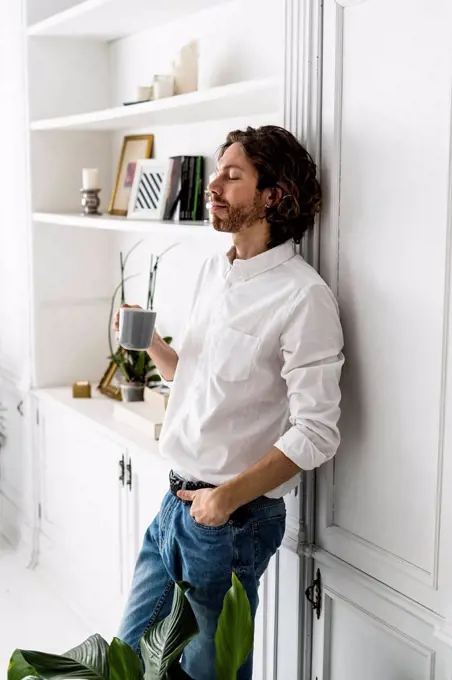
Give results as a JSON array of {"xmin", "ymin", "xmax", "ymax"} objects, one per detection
[{"xmin": 80, "ymin": 188, "xmax": 102, "ymax": 216}]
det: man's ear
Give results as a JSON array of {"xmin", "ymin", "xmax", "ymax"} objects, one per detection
[{"xmin": 264, "ymin": 185, "xmax": 284, "ymax": 208}]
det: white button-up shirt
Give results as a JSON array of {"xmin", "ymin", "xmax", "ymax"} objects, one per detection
[{"xmin": 159, "ymin": 239, "xmax": 344, "ymax": 498}]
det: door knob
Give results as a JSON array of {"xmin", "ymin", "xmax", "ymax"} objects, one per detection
[
  {"xmin": 118, "ymin": 455, "xmax": 125, "ymax": 485},
  {"xmin": 126, "ymin": 459, "xmax": 132, "ymax": 491}
]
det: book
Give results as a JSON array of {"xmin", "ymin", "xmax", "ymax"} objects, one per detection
[
  {"xmin": 163, "ymin": 156, "xmax": 183, "ymax": 220},
  {"xmin": 179, "ymin": 156, "xmax": 192, "ymax": 220},
  {"xmin": 192, "ymin": 156, "xmax": 204, "ymax": 221},
  {"xmin": 162, "ymin": 155, "xmax": 205, "ymax": 221}
]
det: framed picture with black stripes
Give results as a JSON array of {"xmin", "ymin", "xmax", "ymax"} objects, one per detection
[
  {"xmin": 127, "ymin": 159, "xmax": 171, "ymax": 220},
  {"xmin": 109, "ymin": 134, "xmax": 154, "ymax": 216}
]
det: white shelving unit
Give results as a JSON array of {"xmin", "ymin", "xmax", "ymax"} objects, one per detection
[
  {"xmin": 33, "ymin": 212, "xmax": 215, "ymax": 236},
  {"xmin": 31, "ymin": 78, "xmax": 278, "ymax": 131},
  {"xmin": 27, "ymin": 0, "xmax": 232, "ymax": 40},
  {"xmin": 35, "ymin": 387, "xmax": 160, "ymax": 456}
]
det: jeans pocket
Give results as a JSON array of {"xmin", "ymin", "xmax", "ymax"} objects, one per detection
[
  {"xmin": 189, "ymin": 513, "xmax": 231, "ymax": 532},
  {"xmin": 252, "ymin": 515, "xmax": 286, "ymax": 580}
]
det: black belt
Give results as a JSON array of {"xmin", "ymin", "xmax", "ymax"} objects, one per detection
[{"xmin": 169, "ymin": 470, "xmax": 282, "ymax": 523}]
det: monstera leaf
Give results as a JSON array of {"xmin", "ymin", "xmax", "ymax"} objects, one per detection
[
  {"xmin": 141, "ymin": 583, "xmax": 198, "ymax": 680},
  {"xmin": 8, "ymin": 634, "xmax": 112, "ymax": 680},
  {"xmin": 8, "ymin": 573, "xmax": 253, "ymax": 680}
]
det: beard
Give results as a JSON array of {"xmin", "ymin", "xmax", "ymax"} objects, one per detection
[{"xmin": 212, "ymin": 192, "xmax": 263, "ymax": 233}]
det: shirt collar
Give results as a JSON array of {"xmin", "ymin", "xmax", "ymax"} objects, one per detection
[{"xmin": 224, "ymin": 240, "xmax": 297, "ymax": 280}]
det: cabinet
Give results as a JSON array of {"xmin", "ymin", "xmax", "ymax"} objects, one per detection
[
  {"xmin": 37, "ymin": 396, "xmax": 169, "ymax": 639},
  {"xmin": 0, "ymin": 378, "xmax": 30, "ymax": 545},
  {"xmin": 124, "ymin": 444, "xmax": 171, "ymax": 588}
]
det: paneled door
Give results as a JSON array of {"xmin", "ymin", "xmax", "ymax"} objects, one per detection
[{"xmin": 311, "ymin": 0, "xmax": 452, "ymax": 677}]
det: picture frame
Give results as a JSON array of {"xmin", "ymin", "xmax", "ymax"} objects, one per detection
[
  {"xmin": 97, "ymin": 350, "xmax": 124, "ymax": 401},
  {"xmin": 127, "ymin": 159, "xmax": 171, "ymax": 220},
  {"xmin": 109, "ymin": 134, "xmax": 154, "ymax": 216}
]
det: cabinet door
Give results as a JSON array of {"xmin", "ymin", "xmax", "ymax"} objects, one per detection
[
  {"xmin": 0, "ymin": 377, "xmax": 30, "ymax": 544},
  {"xmin": 39, "ymin": 402, "xmax": 127, "ymax": 637},
  {"xmin": 125, "ymin": 445, "xmax": 170, "ymax": 590}
]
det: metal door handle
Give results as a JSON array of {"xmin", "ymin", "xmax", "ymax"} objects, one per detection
[
  {"xmin": 126, "ymin": 459, "xmax": 132, "ymax": 491},
  {"xmin": 119, "ymin": 455, "xmax": 125, "ymax": 485}
]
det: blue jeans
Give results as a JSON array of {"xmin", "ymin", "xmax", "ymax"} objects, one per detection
[{"xmin": 118, "ymin": 490, "xmax": 286, "ymax": 680}]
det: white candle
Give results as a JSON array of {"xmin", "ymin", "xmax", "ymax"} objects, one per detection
[{"xmin": 82, "ymin": 168, "xmax": 100, "ymax": 190}]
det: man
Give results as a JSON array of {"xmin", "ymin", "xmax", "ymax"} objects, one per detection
[{"xmin": 115, "ymin": 125, "xmax": 344, "ymax": 679}]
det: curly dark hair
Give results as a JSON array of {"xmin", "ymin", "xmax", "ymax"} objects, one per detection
[{"xmin": 219, "ymin": 125, "xmax": 321, "ymax": 248}]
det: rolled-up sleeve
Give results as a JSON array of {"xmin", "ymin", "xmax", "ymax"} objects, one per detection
[{"xmin": 274, "ymin": 283, "xmax": 344, "ymax": 470}]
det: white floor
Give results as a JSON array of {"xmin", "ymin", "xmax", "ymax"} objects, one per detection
[{"xmin": 0, "ymin": 536, "xmax": 92, "ymax": 676}]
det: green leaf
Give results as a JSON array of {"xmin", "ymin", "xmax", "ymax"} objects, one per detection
[
  {"xmin": 140, "ymin": 583, "xmax": 199, "ymax": 680},
  {"xmin": 108, "ymin": 638, "xmax": 143, "ymax": 680},
  {"xmin": 64, "ymin": 635, "xmax": 110, "ymax": 678},
  {"xmin": 135, "ymin": 352, "xmax": 146, "ymax": 379},
  {"xmin": 162, "ymin": 337, "xmax": 172, "ymax": 345},
  {"xmin": 7, "ymin": 647, "xmax": 107, "ymax": 680},
  {"xmin": 8, "ymin": 649, "xmax": 40, "ymax": 680},
  {"xmin": 146, "ymin": 375, "xmax": 162, "ymax": 383},
  {"xmin": 214, "ymin": 573, "xmax": 253, "ymax": 680}
]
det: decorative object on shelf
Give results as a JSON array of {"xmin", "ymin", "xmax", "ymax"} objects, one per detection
[
  {"xmin": 172, "ymin": 40, "xmax": 198, "ymax": 95},
  {"xmin": 80, "ymin": 189, "xmax": 101, "ymax": 216},
  {"xmin": 123, "ymin": 85, "xmax": 153, "ymax": 107},
  {"xmin": 9, "ymin": 574, "xmax": 252, "ymax": 680},
  {"xmin": 72, "ymin": 381, "xmax": 92, "ymax": 399},
  {"xmin": 137, "ymin": 85, "xmax": 153, "ymax": 101},
  {"xmin": 119, "ymin": 381, "xmax": 145, "ymax": 403},
  {"xmin": 98, "ymin": 352, "xmax": 123, "ymax": 401},
  {"xmin": 0, "ymin": 402, "xmax": 6, "ymax": 450},
  {"xmin": 109, "ymin": 134, "xmax": 154, "ymax": 216},
  {"xmin": 82, "ymin": 168, "xmax": 100, "ymax": 190},
  {"xmin": 127, "ymin": 159, "xmax": 171, "ymax": 220},
  {"xmin": 152, "ymin": 74, "xmax": 174, "ymax": 100},
  {"xmin": 100, "ymin": 241, "xmax": 177, "ymax": 402},
  {"xmin": 163, "ymin": 155, "xmax": 205, "ymax": 221},
  {"xmin": 110, "ymin": 338, "xmax": 172, "ymax": 402},
  {"xmin": 81, "ymin": 167, "xmax": 101, "ymax": 216}
]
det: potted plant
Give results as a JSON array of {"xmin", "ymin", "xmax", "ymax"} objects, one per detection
[
  {"xmin": 111, "ymin": 341, "xmax": 172, "ymax": 403},
  {"xmin": 8, "ymin": 573, "xmax": 253, "ymax": 680},
  {"xmin": 107, "ymin": 241, "xmax": 178, "ymax": 403}
]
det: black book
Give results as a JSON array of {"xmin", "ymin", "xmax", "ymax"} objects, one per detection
[
  {"xmin": 179, "ymin": 156, "xmax": 192, "ymax": 220},
  {"xmin": 163, "ymin": 156, "xmax": 183, "ymax": 220},
  {"xmin": 192, "ymin": 156, "xmax": 205, "ymax": 221}
]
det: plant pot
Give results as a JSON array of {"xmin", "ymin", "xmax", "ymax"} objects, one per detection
[{"xmin": 120, "ymin": 383, "xmax": 145, "ymax": 402}]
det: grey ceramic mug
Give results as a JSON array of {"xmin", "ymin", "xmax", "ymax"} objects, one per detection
[{"xmin": 119, "ymin": 308, "xmax": 156, "ymax": 351}]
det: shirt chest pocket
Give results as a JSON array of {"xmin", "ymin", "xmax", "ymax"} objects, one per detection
[{"xmin": 211, "ymin": 326, "xmax": 260, "ymax": 382}]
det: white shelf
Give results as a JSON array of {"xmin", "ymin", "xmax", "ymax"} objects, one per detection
[
  {"xmin": 28, "ymin": 0, "xmax": 232, "ymax": 41},
  {"xmin": 32, "ymin": 212, "xmax": 218, "ymax": 236},
  {"xmin": 34, "ymin": 387, "xmax": 161, "ymax": 456},
  {"xmin": 30, "ymin": 79, "xmax": 279, "ymax": 132}
]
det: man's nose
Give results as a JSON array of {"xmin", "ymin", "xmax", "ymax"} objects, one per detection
[{"xmin": 208, "ymin": 176, "xmax": 222, "ymax": 196}]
